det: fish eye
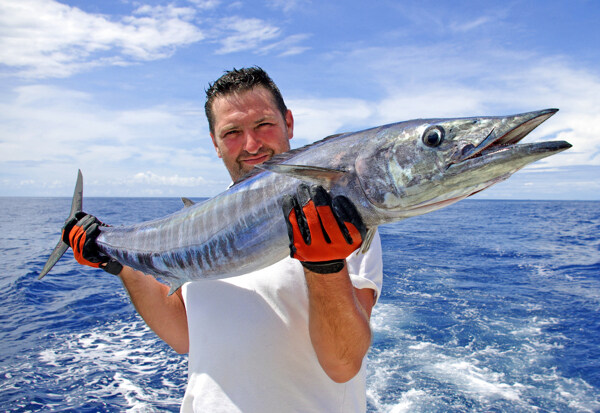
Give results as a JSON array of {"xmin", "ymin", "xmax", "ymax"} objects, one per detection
[{"xmin": 422, "ymin": 126, "xmax": 445, "ymax": 147}]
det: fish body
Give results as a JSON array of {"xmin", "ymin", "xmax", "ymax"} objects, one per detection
[{"xmin": 40, "ymin": 109, "xmax": 571, "ymax": 293}]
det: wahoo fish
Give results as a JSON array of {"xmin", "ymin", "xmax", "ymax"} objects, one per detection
[{"xmin": 39, "ymin": 109, "xmax": 571, "ymax": 293}]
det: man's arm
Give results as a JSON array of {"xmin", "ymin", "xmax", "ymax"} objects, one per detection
[
  {"xmin": 118, "ymin": 265, "xmax": 189, "ymax": 354},
  {"xmin": 305, "ymin": 264, "xmax": 375, "ymax": 383},
  {"xmin": 282, "ymin": 184, "xmax": 377, "ymax": 382},
  {"xmin": 61, "ymin": 213, "xmax": 189, "ymax": 354}
]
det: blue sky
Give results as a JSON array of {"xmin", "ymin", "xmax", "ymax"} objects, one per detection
[{"xmin": 1, "ymin": 0, "xmax": 599, "ymax": 199}]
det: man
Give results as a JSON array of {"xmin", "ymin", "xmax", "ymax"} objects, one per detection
[{"xmin": 63, "ymin": 67, "xmax": 383, "ymax": 412}]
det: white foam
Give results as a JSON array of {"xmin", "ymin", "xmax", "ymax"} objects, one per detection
[
  {"xmin": 408, "ymin": 341, "xmax": 446, "ymax": 351},
  {"xmin": 366, "ymin": 298, "xmax": 600, "ymax": 412},
  {"xmin": 388, "ymin": 389, "xmax": 428, "ymax": 413},
  {"xmin": 431, "ymin": 359, "xmax": 522, "ymax": 401},
  {"xmin": 370, "ymin": 303, "xmax": 407, "ymax": 334},
  {"xmin": 35, "ymin": 318, "xmax": 187, "ymax": 410}
]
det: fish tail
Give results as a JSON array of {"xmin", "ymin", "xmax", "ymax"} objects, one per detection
[{"xmin": 38, "ymin": 169, "xmax": 84, "ymax": 279}]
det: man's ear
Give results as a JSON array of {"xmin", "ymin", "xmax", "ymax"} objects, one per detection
[
  {"xmin": 210, "ymin": 133, "xmax": 223, "ymax": 158},
  {"xmin": 285, "ymin": 110, "xmax": 294, "ymax": 140}
]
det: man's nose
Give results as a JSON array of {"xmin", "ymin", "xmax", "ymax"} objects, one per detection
[{"xmin": 243, "ymin": 130, "xmax": 262, "ymax": 154}]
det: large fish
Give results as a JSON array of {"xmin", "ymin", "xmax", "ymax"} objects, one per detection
[{"xmin": 39, "ymin": 109, "xmax": 571, "ymax": 293}]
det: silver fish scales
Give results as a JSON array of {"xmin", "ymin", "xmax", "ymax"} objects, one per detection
[{"xmin": 39, "ymin": 109, "xmax": 571, "ymax": 293}]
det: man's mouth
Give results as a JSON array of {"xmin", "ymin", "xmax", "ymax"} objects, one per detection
[{"xmin": 239, "ymin": 152, "xmax": 273, "ymax": 166}]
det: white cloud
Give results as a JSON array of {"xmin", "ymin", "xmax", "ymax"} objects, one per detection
[
  {"xmin": 0, "ymin": 85, "xmax": 190, "ymax": 163},
  {"xmin": 187, "ymin": 0, "xmax": 221, "ymax": 10},
  {"xmin": 449, "ymin": 16, "xmax": 492, "ymax": 33},
  {"xmin": 206, "ymin": 14, "xmax": 309, "ymax": 56},
  {"xmin": 288, "ymin": 97, "xmax": 374, "ymax": 143},
  {"xmin": 132, "ymin": 171, "xmax": 207, "ymax": 186},
  {"xmin": 392, "ymin": 3, "xmax": 513, "ymax": 38},
  {"xmin": 0, "ymin": 84, "xmax": 230, "ymax": 196},
  {"xmin": 0, "ymin": 0, "xmax": 311, "ymax": 78},
  {"xmin": 259, "ymin": 33, "xmax": 312, "ymax": 56},
  {"xmin": 266, "ymin": 0, "xmax": 311, "ymax": 14},
  {"xmin": 0, "ymin": 0, "xmax": 204, "ymax": 78},
  {"xmin": 213, "ymin": 17, "xmax": 281, "ymax": 54}
]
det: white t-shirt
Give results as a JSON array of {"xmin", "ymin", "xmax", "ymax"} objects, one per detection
[{"xmin": 181, "ymin": 231, "xmax": 383, "ymax": 413}]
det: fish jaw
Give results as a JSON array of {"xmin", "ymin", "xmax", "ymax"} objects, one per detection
[{"xmin": 449, "ymin": 108, "xmax": 560, "ymax": 164}]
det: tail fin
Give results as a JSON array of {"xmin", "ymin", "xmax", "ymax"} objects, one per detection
[{"xmin": 38, "ymin": 170, "xmax": 84, "ymax": 279}]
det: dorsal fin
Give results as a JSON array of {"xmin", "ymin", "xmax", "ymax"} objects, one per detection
[{"xmin": 181, "ymin": 197, "xmax": 195, "ymax": 208}]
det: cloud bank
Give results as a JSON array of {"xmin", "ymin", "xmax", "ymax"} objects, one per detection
[{"xmin": 0, "ymin": 0, "xmax": 309, "ymax": 78}]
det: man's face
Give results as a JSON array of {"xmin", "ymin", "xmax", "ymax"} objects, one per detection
[{"xmin": 210, "ymin": 86, "xmax": 294, "ymax": 182}]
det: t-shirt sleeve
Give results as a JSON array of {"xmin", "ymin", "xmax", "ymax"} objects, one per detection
[{"xmin": 346, "ymin": 229, "xmax": 383, "ymax": 304}]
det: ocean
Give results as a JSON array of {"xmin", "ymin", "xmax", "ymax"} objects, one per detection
[{"xmin": 0, "ymin": 197, "xmax": 599, "ymax": 412}]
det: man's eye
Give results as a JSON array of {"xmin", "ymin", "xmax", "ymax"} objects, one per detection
[{"xmin": 223, "ymin": 130, "xmax": 239, "ymax": 138}]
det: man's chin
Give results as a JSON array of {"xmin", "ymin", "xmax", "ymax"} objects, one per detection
[{"xmin": 233, "ymin": 164, "xmax": 259, "ymax": 181}]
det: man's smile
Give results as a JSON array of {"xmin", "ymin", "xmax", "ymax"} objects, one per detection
[{"xmin": 239, "ymin": 151, "xmax": 273, "ymax": 166}]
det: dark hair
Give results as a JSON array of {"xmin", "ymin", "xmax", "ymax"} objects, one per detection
[{"xmin": 205, "ymin": 67, "xmax": 288, "ymax": 135}]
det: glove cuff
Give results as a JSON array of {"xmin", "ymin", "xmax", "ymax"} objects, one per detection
[
  {"xmin": 102, "ymin": 259, "xmax": 124, "ymax": 276},
  {"xmin": 301, "ymin": 259, "xmax": 345, "ymax": 274}
]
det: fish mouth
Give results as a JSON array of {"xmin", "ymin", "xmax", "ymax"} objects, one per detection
[{"xmin": 453, "ymin": 108, "xmax": 569, "ymax": 164}]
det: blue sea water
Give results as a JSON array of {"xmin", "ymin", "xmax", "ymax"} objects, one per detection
[{"xmin": 0, "ymin": 198, "xmax": 599, "ymax": 412}]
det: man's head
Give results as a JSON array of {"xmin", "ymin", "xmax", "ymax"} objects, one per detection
[{"xmin": 205, "ymin": 67, "xmax": 294, "ymax": 181}]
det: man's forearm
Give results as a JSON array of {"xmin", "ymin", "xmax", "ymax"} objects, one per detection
[
  {"xmin": 118, "ymin": 266, "xmax": 189, "ymax": 354},
  {"xmin": 304, "ymin": 262, "xmax": 374, "ymax": 383}
]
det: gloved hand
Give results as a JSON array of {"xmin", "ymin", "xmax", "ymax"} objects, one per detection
[
  {"xmin": 282, "ymin": 184, "xmax": 366, "ymax": 274},
  {"xmin": 62, "ymin": 212, "xmax": 123, "ymax": 275}
]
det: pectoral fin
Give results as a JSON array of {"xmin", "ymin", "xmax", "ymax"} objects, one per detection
[
  {"xmin": 257, "ymin": 164, "xmax": 347, "ymax": 188},
  {"xmin": 358, "ymin": 228, "xmax": 377, "ymax": 255},
  {"xmin": 168, "ymin": 280, "xmax": 185, "ymax": 296}
]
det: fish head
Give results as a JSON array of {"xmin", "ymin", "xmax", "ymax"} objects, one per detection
[{"xmin": 356, "ymin": 109, "xmax": 571, "ymax": 217}]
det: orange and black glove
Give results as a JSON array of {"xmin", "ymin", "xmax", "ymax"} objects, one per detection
[
  {"xmin": 62, "ymin": 212, "xmax": 123, "ymax": 275},
  {"xmin": 282, "ymin": 184, "xmax": 366, "ymax": 274}
]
